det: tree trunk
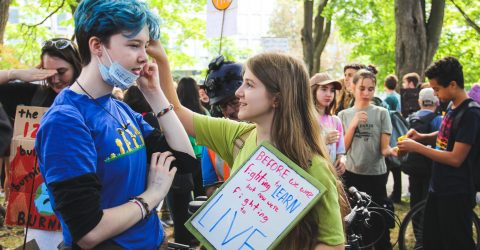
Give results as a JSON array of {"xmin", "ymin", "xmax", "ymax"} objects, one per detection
[
  {"xmin": 302, "ymin": 0, "xmax": 331, "ymax": 76},
  {"xmin": 301, "ymin": 0, "xmax": 314, "ymax": 75},
  {"xmin": 394, "ymin": 0, "xmax": 445, "ymax": 81},
  {"xmin": 0, "ymin": 0, "xmax": 12, "ymax": 44}
]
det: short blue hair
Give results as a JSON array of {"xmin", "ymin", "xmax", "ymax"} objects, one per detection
[{"xmin": 74, "ymin": 0, "xmax": 160, "ymax": 65}]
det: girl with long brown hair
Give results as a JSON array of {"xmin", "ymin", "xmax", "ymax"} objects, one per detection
[{"xmin": 155, "ymin": 48, "xmax": 347, "ymax": 249}]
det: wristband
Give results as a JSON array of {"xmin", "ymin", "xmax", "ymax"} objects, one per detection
[
  {"xmin": 7, "ymin": 70, "xmax": 12, "ymax": 81},
  {"xmin": 129, "ymin": 199, "xmax": 145, "ymax": 219},
  {"xmin": 132, "ymin": 196, "xmax": 152, "ymax": 219},
  {"xmin": 156, "ymin": 104, "xmax": 174, "ymax": 118}
]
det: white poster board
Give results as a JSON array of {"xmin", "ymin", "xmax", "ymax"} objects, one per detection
[{"xmin": 186, "ymin": 142, "xmax": 326, "ymax": 249}]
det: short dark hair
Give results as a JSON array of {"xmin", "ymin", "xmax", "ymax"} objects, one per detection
[
  {"xmin": 403, "ymin": 72, "xmax": 421, "ymax": 87},
  {"xmin": 343, "ymin": 63, "xmax": 366, "ymax": 73},
  {"xmin": 384, "ymin": 74, "xmax": 398, "ymax": 90},
  {"xmin": 425, "ymin": 56, "xmax": 464, "ymax": 88}
]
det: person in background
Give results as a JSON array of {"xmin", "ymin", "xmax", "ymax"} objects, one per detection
[
  {"xmin": 0, "ymin": 103, "xmax": 12, "ymax": 158},
  {"xmin": 383, "ymin": 74, "xmax": 401, "ymax": 112},
  {"xmin": 335, "ymin": 63, "xmax": 366, "ymax": 114},
  {"xmin": 383, "ymin": 74, "xmax": 403, "ymax": 203},
  {"xmin": 0, "ymin": 38, "xmax": 81, "ymax": 248},
  {"xmin": 199, "ymin": 56, "xmax": 243, "ymax": 197},
  {"xmin": 177, "ymin": 77, "xmax": 207, "ymax": 197},
  {"xmin": 310, "ymin": 72, "xmax": 346, "ymax": 175},
  {"xmin": 0, "ymin": 38, "xmax": 82, "ymax": 120},
  {"xmin": 398, "ymin": 57, "xmax": 480, "ymax": 250},
  {"xmin": 339, "ymin": 67, "xmax": 397, "ymax": 250},
  {"xmin": 198, "ymin": 83, "xmax": 211, "ymax": 111},
  {"xmin": 400, "ymin": 87, "xmax": 442, "ymax": 248}
]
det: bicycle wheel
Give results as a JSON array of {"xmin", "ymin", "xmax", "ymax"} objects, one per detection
[{"xmin": 398, "ymin": 200, "xmax": 480, "ymax": 250}]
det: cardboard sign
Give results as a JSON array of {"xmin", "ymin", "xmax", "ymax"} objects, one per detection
[
  {"xmin": 206, "ymin": 0, "xmax": 238, "ymax": 38},
  {"xmin": 400, "ymin": 88, "xmax": 421, "ymax": 118},
  {"xmin": 5, "ymin": 106, "xmax": 61, "ymax": 231},
  {"xmin": 186, "ymin": 142, "xmax": 325, "ymax": 250}
]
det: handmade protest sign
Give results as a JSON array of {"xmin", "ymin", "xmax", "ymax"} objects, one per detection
[
  {"xmin": 186, "ymin": 142, "xmax": 326, "ymax": 250},
  {"xmin": 5, "ymin": 106, "xmax": 61, "ymax": 231}
]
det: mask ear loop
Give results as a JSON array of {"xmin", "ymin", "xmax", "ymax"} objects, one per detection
[{"xmin": 100, "ymin": 45, "xmax": 114, "ymax": 66}]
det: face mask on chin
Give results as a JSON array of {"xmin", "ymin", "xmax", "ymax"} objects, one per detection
[{"xmin": 97, "ymin": 46, "xmax": 139, "ymax": 90}]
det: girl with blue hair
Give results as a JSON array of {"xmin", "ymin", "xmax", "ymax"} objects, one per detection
[{"xmin": 35, "ymin": 0, "xmax": 195, "ymax": 249}]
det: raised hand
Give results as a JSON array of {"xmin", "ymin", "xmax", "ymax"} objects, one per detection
[
  {"xmin": 137, "ymin": 62, "xmax": 160, "ymax": 95},
  {"xmin": 8, "ymin": 69, "xmax": 57, "ymax": 82},
  {"xmin": 146, "ymin": 39, "xmax": 168, "ymax": 62},
  {"xmin": 351, "ymin": 111, "xmax": 368, "ymax": 128},
  {"xmin": 325, "ymin": 130, "xmax": 340, "ymax": 145}
]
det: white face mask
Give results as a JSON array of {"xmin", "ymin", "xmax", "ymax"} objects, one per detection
[{"xmin": 97, "ymin": 46, "xmax": 139, "ymax": 90}]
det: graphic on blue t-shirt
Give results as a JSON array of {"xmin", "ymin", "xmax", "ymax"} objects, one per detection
[{"xmin": 106, "ymin": 123, "xmax": 146, "ymax": 163}]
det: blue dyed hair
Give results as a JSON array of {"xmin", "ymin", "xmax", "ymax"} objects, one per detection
[{"xmin": 74, "ymin": 0, "xmax": 160, "ymax": 65}]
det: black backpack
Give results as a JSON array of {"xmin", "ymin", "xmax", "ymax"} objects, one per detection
[
  {"xmin": 371, "ymin": 97, "xmax": 409, "ymax": 168},
  {"xmin": 400, "ymin": 112, "xmax": 437, "ymax": 176},
  {"xmin": 451, "ymin": 100, "xmax": 480, "ymax": 191}
]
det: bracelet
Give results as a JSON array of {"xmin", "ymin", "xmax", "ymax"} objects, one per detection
[
  {"xmin": 156, "ymin": 104, "xmax": 174, "ymax": 118},
  {"xmin": 129, "ymin": 199, "xmax": 145, "ymax": 219},
  {"xmin": 132, "ymin": 196, "xmax": 152, "ymax": 219}
]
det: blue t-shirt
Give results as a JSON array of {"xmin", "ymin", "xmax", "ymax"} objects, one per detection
[
  {"xmin": 383, "ymin": 92, "xmax": 401, "ymax": 113},
  {"xmin": 430, "ymin": 99, "xmax": 480, "ymax": 195},
  {"xmin": 35, "ymin": 88, "xmax": 163, "ymax": 249}
]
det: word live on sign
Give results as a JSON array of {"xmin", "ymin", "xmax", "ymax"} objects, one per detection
[{"xmin": 187, "ymin": 143, "xmax": 324, "ymax": 250}]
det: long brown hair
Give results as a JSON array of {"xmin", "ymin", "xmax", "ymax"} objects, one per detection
[{"xmin": 246, "ymin": 53, "xmax": 348, "ymax": 249}]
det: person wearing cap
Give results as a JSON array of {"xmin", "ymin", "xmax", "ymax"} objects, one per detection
[
  {"xmin": 200, "ymin": 56, "xmax": 243, "ymax": 196},
  {"xmin": 310, "ymin": 72, "xmax": 346, "ymax": 175},
  {"xmin": 401, "ymin": 87, "xmax": 442, "ymax": 247}
]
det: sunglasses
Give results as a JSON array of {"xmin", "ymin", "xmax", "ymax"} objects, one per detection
[{"xmin": 42, "ymin": 39, "xmax": 73, "ymax": 50}]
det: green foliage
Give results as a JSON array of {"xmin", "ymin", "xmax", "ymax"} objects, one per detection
[
  {"xmin": 436, "ymin": 0, "xmax": 480, "ymax": 88},
  {"xmin": 3, "ymin": 0, "xmax": 74, "ymax": 68},
  {"xmin": 331, "ymin": 0, "xmax": 396, "ymax": 90},
  {"xmin": 331, "ymin": 0, "xmax": 479, "ymax": 89},
  {"xmin": 148, "ymin": 0, "xmax": 207, "ymax": 69}
]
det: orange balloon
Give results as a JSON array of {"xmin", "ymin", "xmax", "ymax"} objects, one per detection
[{"xmin": 212, "ymin": 0, "xmax": 233, "ymax": 10}]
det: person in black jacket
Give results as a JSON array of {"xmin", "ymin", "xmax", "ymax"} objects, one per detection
[{"xmin": 0, "ymin": 103, "xmax": 12, "ymax": 156}]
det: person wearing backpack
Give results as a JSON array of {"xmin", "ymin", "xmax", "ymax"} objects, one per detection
[
  {"xmin": 397, "ymin": 57, "xmax": 480, "ymax": 250},
  {"xmin": 402, "ymin": 88, "xmax": 442, "ymax": 208}
]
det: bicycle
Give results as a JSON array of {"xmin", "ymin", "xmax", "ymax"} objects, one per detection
[
  {"xmin": 398, "ymin": 199, "xmax": 480, "ymax": 250},
  {"xmin": 345, "ymin": 187, "xmax": 400, "ymax": 250}
]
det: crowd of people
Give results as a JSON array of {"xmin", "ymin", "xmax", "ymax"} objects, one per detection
[{"xmin": 0, "ymin": 0, "xmax": 479, "ymax": 249}]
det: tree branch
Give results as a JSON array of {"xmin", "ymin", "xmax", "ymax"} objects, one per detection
[
  {"xmin": 450, "ymin": 0, "xmax": 480, "ymax": 35},
  {"xmin": 425, "ymin": 0, "xmax": 445, "ymax": 68},
  {"xmin": 22, "ymin": 0, "xmax": 65, "ymax": 28}
]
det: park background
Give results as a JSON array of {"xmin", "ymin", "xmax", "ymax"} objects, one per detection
[{"xmin": 0, "ymin": 0, "xmax": 479, "ymax": 91}]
